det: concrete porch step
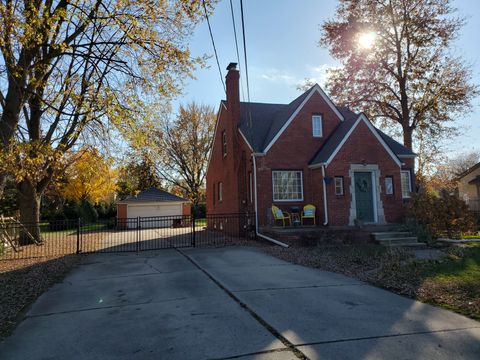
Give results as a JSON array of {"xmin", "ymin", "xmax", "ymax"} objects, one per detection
[
  {"xmin": 372, "ymin": 232, "xmax": 412, "ymax": 240},
  {"xmin": 380, "ymin": 242, "xmax": 426, "ymax": 248}
]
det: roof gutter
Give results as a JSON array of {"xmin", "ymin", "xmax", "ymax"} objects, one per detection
[
  {"xmin": 252, "ymin": 154, "xmax": 289, "ymax": 248},
  {"xmin": 321, "ymin": 165, "xmax": 329, "ymax": 226}
]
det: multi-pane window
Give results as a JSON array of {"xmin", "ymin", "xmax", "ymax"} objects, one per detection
[
  {"xmin": 272, "ymin": 171, "xmax": 303, "ymax": 201},
  {"xmin": 385, "ymin": 176, "xmax": 394, "ymax": 195},
  {"xmin": 222, "ymin": 131, "xmax": 227, "ymax": 157},
  {"xmin": 218, "ymin": 182, "xmax": 223, "ymax": 202},
  {"xmin": 400, "ymin": 171, "xmax": 411, "ymax": 198},
  {"xmin": 334, "ymin": 177, "xmax": 344, "ymax": 195},
  {"xmin": 312, "ymin": 115, "xmax": 323, "ymax": 137}
]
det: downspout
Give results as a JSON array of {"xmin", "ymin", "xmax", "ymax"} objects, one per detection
[
  {"xmin": 321, "ymin": 165, "xmax": 329, "ymax": 226},
  {"xmin": 252, "ymin": 155, "xmax": 289, "ymax": 248}
]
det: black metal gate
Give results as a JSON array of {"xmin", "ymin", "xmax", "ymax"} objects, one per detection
[{"xmin": 0, "ymin": 213, "xmax": 256, "ymax": 260}]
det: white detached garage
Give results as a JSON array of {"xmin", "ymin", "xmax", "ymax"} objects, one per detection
[{"xmin": 116, "ymin": 188, "xmax": 190, "ymax": 228}]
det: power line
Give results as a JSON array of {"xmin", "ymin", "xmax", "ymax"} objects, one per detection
[
  {"xmin": 239, "ymin": 0, "xmax": 251, "ymax": 103},
  {"xmin": 229, "ymin": 0, "xmax": 245, "ymax": 102},
  {"xmin": 202, "ymin": 0, "xmax": 225, "ymax": 93}
]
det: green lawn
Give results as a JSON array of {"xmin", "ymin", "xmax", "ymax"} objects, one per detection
[
  {"xmin": 195, "ymin": 218, "xmax": 206, "ymax": 226},
  {"xmin": 399, "ymin": 244, "xmax": 480, "ymax": 320}
]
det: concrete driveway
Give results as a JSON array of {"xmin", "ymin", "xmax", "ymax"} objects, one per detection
[{"xmin": 1, "ymin": 247, "xmax": 479, "ymax": 359}]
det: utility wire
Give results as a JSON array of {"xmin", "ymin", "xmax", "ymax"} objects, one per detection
[
  {"xmin": 202, "ymin": 0, "xmax": 225, "ymax": 93},
  {"xmin": 239, "ymin": 0, "xmax": 251, "ymax": 103},
  {"xmin": 229, "ymin": 0, "xmax": 246, "ymax": 102}
]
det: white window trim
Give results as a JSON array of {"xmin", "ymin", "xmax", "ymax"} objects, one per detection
[
  {"xmin": 219, "ymin": 182, "xmax": 223, "ymax": 202},
  {"xmin": 312, "ymin": 115, "xmax": 323, "ymax": 137},
  {"xmin": 385, "ymin": 176, "xmax": 394, "ymax": 195},
  {"xmin": 222, "ymin": 131, "xmax": 227, "ymax": 158},
  {"xmin": 401, "ymin": 170, "xmax": 412, "ymax": 199},
  {"xmin": 334, "ymin": 177, "xmax": 344, "ymax": 195},
  {"xmin": 272, "ymin": 170, "xmax": 304, "ymax": 202}
]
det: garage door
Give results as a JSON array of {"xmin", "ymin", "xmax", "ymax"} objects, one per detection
[{"xmin": 127, "ymin": 203, "xmax": 183, "ymax": 228}]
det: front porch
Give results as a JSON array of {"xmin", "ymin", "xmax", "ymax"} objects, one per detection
[{"xmin": 260, "ymin": 224, "xmax": 408, "ymax": 247}]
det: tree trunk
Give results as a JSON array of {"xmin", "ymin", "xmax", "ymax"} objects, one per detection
[
  {"xmin": 17, "ymin": 180, "xmax": 42, "ymax": 244},
  {"xmin": 402, "ymin": 125, "xmax": 413, "ymax": 150}
]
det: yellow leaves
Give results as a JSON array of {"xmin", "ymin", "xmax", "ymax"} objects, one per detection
[
  {"xmin": 0, "ymin": 141, "xmax": 64, "ymax": 185},
  {"xmin": 62, "ymin": 148, "xmax": 118, "ymax": 204}
]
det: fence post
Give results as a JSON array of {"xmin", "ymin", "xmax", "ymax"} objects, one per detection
[
  {"xmin": 136, "ymin": 216, "xmax": 140, "ymax": 252},
  {"xmin": 191, "ymin": 211, "xmax": 196, "ymax": 247},
  {"xmin": 76, "ymin": 218, "xmax": 81, "ymax": 254}
]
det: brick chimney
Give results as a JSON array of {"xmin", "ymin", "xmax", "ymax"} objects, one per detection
[{"xmin": 225, "ymin": 62, "xmax": 240, "ymax": 122}]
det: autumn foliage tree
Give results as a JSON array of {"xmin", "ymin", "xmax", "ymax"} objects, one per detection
[
  {"xmin": 62, "ymin": 149, "xmax": 117, "ymax": 204},
  {"xmin": 320, "ymin": 0, "xmax": 478, "ymax": 158},
  {"xmin": 0, "ymin": 0, "xmax": 213, "ymax": 235}
]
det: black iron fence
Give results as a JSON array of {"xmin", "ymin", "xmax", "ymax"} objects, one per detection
[{"xmin": 0, "ymin": 213, "xmax": 256, "ymax": 260}]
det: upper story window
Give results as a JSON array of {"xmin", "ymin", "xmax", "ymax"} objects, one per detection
[
  {"xmin": 400, "ymin": 171, "xmax": 412, "ymax": 198},
  {"xmin": 222, "ymin": 131, "xmax": 227, "ymax": 157},
  {"xmin": 272, "ymin": 171, "xmax": 303, "ymax": 201},
  {"xmin": 312, "ymin": 115, "xmax": 323, "ymax": 137}
]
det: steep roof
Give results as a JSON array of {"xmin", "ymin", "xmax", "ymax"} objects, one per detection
[
  {"xmin": 118, "ymin": 187, "xmax": 188, "ymax": 203},
  {"xmin": 232, "ymin": 85, "xmax": 414, "ymax": 163},
  {"xmin": 457, "ymin": 162, "xmax": 480, "ymax": 180}
]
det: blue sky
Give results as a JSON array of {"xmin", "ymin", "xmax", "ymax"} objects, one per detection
[{"xmin": 174, "ymin": 0, "xmax": 480, "ymax": 156}]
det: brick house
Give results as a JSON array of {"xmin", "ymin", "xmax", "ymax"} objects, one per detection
[{"xmin": 206, "ymin": 63, "xmax": 416, "ymax": 229}]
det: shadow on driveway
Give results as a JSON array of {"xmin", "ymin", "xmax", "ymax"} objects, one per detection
[{"xmin": 1, "ymin": 247, "xmax": 479, "ymax": 359}]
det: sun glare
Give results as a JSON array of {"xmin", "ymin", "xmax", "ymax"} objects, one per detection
[{"xmin": 358, "ymin": 31, "xmax": 377, "ymax": 49}]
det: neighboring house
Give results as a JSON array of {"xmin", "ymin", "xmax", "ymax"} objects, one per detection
[
  {"xmin": 457, "ymin": 163, "xmax": 480, "ymax": 212},
  {"xmin": 206, "ymin": 63, "xmax": 416, "ymax": 228},
  {"xmin": 117, "ymin": 187, "xmax": 190, "ymax": 228}
]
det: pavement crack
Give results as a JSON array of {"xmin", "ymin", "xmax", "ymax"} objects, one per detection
[
  {"xmin": 232, "ymin": 283, "xmax": 365, "ymax": 293},
  {"xmin": 176, "ymin": 248, "xmax": 309, "ymax": 360},
  {"xmin": 295, "ymin": 326, "xmax": 480, "ymax": 347}
]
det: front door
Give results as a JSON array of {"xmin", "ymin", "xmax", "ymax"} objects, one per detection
[{"xmin": 354, "ymin": 172, "xmax": 375, "ymax": 223}]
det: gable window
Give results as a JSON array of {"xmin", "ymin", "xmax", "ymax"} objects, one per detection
[
  {"xmin": 400, "ymin": 171, "xmax": 412, "ymax": 198},
  {"xmin": 334, "ymin": 177, "xmax": 344, "ymax": 196},
  {"xmin": 222, "ymin": 131, "xmax": 227, "ymax": 157},
  {"xmin": 218, "ymin": 182, "xmax": 223, "ymax": 202},
  {"xmin": 312, "ymin": 115, "xmax": 323, "ymax": 137},
  {"xmin": 385, "ymin": 176, "xmax": 394, "ymax": 195},
  {"xmin": 272, "ymin": 171, "xmax": 303, "ymax": 201}
]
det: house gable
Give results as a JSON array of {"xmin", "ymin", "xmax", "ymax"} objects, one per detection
[
  {"xmin": 263, "ymin": 84, "xmax": 345, "ymax": 153},
  {"xmin": 310, "ymin": 114, "xmax": 402, "ymax": 168}
]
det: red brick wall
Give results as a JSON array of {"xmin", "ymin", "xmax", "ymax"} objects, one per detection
[
  {"xmin": 117, "ymin": 203, "xmax": 127, "ymax": 219},
  {"xmin": 206, "ymin": 68, "xmax": 254, "ymax": 219},
  {"xmin": 182, "ymin": 203, "xmax": 191, "ymax": 216},
  {"xmin": 255, "ymin": 91, "xmax": 343, "ymax": 225},
  {"xmin": 324, "ymin": 120, "xmax": 405, "ymax": 225}
]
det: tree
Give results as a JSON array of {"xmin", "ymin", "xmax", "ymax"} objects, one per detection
[
  {"xmin": 117, "ymin": 152, "xmax": 162, "ymax": 199},
  {"xmin": 150, "ymin": 102, "xmax": 215, "ymax": 205},
  {"xmin": 0, "ymin": 0, "xmax": 213, "ymax": 233},
  {"xmin": 320, "ymin": 0, "xmax": 478, "ymax": 155},
  {"xmin": 420, "ymin": 150, "xmax": 480, "ymax": 193},
  {"xmin": 62, "ymin": 149, "xmax": 117, "ymax": 203}
]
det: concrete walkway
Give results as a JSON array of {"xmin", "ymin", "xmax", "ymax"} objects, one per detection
[{"xmin": 0, "ymin": 247, "xmax": 479, "ymax": 359}]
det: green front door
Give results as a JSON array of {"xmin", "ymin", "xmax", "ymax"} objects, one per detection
[{"xmin": 354, "ymin": 172, "xmax": 375, "ymax": 222}]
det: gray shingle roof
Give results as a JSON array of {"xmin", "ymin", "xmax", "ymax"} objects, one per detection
[
  {"xmin": 230, "ymin": 85, "xmax": 415, "ymax": 163},
  {"xmin": 118, "ymin": 187, "xmax": 188, "ymax": 203}
]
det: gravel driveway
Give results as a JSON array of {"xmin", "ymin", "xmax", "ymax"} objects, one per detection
[{"xmin": 0, "ymin": 247, "xmax": 479, "ymax": 359}]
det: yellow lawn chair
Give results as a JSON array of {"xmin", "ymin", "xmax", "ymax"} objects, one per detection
[
  {"xmin": 271, "ymin": 205, "xmax": 292, "ymax": 226},
  {"xmin": 301, "ymin": 204, "xmax": 316, "ymax": 225}
]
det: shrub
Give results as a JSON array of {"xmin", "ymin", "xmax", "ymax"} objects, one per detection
[
  {"xmin": 192, "ymin": 203, "xmax": 206, "ymax": 218},
  {"xmin": 95, "ymin": 202, "xmax": 116, "ymax": 219},
  {"xmin": 408, "ymin": 191, "xmax": 476, "ymax": 239},
  {"xmin": 78, "ymin": 200, "xmax": 98, "ymax": 223}
]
